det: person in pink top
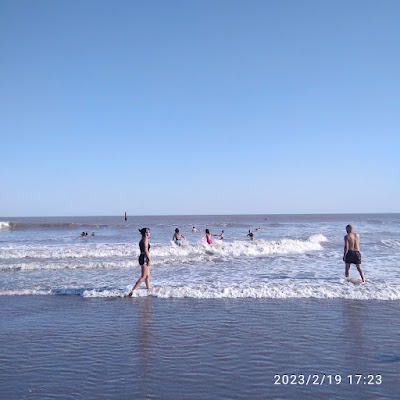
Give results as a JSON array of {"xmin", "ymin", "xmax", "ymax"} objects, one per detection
[{"xmin": 205, "ymin": 229, "xmax": 221, "ymax": 245}]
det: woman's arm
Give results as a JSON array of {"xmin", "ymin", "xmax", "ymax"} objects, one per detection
[{"xmin": 144, "ymin": 237, "xmax": 151, "ymax": 260}]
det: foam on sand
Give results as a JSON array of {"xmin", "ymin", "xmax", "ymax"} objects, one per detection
[{"xmin": 2, "ymin": 279, "xmax": 399, "ymax": 301}]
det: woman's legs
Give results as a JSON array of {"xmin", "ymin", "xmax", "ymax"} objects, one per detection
[
  {"xmin": 145, "ymin": 267, "xmax": 150, "ymax": 289},
  {"xmin": 128, "ymin": 264, "xmax": 150, "ymax": 295}
]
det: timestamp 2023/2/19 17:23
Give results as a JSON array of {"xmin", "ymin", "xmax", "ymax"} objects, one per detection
[{"xmin": 274, "ymin": 374, "xmax": 382, "ymax": 386}]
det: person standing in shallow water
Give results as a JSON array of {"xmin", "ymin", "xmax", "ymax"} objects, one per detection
[
  {"xmin": 127, "ymin": 228, "xmax": 151, "ymax": 296},
  {"xmin": 343, "ymin": 224, "xmax": 365, "ymax": 283}
]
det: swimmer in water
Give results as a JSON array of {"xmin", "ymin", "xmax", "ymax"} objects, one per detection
[
  {"xmin": 192, "ymin": 226, "xmax": 198, "ymax": 233},
  {"xmin": 205, "ymin": 229, "xmax": 221, "ymax": 245},
  {"xmin": 127, "ymin": 227, "xmax": 151, "ymax": 296},
  {"xmin": 205, "ymin": 229, "xmax": 213, "ymax": 245},
  {"xmin": 220, "ymin": 230, "xmax": 225, "ymax": 240},
  {"xmin": 173, "ymin": 228, "xmax": 186, "ymax": 246},
  {"xmin": 247, "ymin": 230, "xmax": 254, "ymax": 241}
]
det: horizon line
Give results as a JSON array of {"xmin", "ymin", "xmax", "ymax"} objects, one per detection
[{"xmin": 1, "ymin": 212, "xmax": 399, "ymax": 219}]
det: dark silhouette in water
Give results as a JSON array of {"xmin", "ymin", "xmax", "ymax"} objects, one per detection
[{"xmin": 125, "ymin": 212, "xmax": 127, "ymax": 221}]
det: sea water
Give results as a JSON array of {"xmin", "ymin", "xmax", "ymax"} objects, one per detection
[{"xmin": 1, "ymin": 214, "xmax": 399, "ymax": 300}]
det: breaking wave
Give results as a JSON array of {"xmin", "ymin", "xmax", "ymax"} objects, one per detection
[
  {"xmin": 2, "ymin": 280, "xmax": 400, "ymax": 301},
  {"xmin": 0, "ymin": 234, "xmax": 328, "ymax": 271},
  {"xmin": 0, "ymin": 222, "xmax": 10, "ymax": 229}
]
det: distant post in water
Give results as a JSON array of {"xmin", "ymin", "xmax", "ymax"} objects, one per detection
[{"xmin": 125, "ymin": 212, "xmax": 127, "ymax": 221}]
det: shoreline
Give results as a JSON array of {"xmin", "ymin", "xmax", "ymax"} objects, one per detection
[{"xmin": 1, "ymin": 296, "xmax": 399, "ymax": 399}]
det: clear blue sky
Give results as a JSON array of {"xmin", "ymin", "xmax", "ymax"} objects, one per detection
[{"xmin": 1, "ymin": 0, "xmax": 399, "ymax": 216}]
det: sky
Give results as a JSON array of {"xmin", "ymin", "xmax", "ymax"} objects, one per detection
[{"xmin": 1, "ymin": 0, "xmax": 399, "ymax": 217}]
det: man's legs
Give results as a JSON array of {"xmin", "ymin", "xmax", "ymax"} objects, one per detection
[
  {"xmin": 356, "ymin": 264, "xmax": 365, "ymax": 282},
  {"xmin": 345, "ymin": 263, "xmax": 351, "ymax": 279}
]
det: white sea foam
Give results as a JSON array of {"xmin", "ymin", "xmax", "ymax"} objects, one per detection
[
  {"xmin": 3, "ymin": 281, "xmax": 396, "ymax": 300},
  {"xmin": 83, "ymin": 288, "xmax": 128, "ymax": 298},
  {"xmin": 0, "ymin": 234, "xmax": 329, "ymax": 273},
  {"xmin": 0, "ymin": 243, "xmax": 136, "ymax": 260},
  {"xmin": 381, "ymin": 239, "xmax": 400, "ymax": 249},
  {"xmin": 0, "ymin": 260, "xmax": 136, "ymax": 272},
  {"xmin": 149, "ymin": 282, "xmax": 400, "ymax": 300},
  {"xmin": 0, "ymin": 222, "xmax": 10, "ymax": 229},
  {"xmin": 0, "ymin": 280, "xmax": 400, "ymax": 300},
  {"xmin": 81, "ymin": 282, "xmax": 400, "ymax": 300},
  {"xmin": 0, "ymin": 234, "xmax": 328, "ymax": 261}
]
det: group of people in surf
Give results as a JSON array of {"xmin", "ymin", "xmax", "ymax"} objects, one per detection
[
  {"xmin": 173, "ymin": 227, "xmax": 225, "ymax": 246},
  {"xmin": 80, "ymin": 231, "xmax": 95, "ymax": 237},
  {"xmin": 126, "ymin": 224, "xmax": 365, "ymax": 297},
  {"xmin": 174, "ymin": 227, "xmax": 259, "ymax": 246}
]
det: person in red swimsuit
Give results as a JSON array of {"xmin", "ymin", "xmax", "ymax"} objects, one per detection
[{"xmin": 204, "ymin": 229, "xmax": 221, "ymax": 245}]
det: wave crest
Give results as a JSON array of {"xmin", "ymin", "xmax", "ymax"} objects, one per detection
[
  {"xmin": 82, "ymin": 281, "xmax": 400, "ymax": 300},
  {"xmin": 2, "ymin": 280, "xmax": 399, "ymax": 301},
  {"xmin": 0, "ymin": 222, "xmax": 10, "ymax": 229},
  {"xmin": 0, "ymin": 235, "xmax": 328, "ymax": 265}
]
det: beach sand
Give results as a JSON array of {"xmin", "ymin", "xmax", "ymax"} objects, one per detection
[{"xmin": 1, "ymin": 295, "xmax": 399, "ymax": 399}]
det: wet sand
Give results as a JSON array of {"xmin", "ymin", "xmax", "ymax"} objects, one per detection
[{"xmin": 0, "ymin": 295, "xmax": 399, "ymax": 399}]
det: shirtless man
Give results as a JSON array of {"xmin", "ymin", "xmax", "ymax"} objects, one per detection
[
  {"xmin": 173, "ymin": 228, "xmax": 186, "ymax": 246},
  {"xmin": 343, "ymin": 225, "xmax": 365, "ymax": 282}
]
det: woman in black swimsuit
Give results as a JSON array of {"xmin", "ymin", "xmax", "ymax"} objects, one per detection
[{"xmin": 127, "ymin": 227, "xmax": 151, "ymax": 296}]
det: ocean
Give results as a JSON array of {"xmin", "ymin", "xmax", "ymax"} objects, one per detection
[
  {"xmin": 1, "ymin": 214, "xmax": 399, "ymax": 299},
  {"xmin": 1, "ymin": 214, "xmax": 399, "ymax": 399}
]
